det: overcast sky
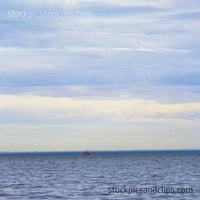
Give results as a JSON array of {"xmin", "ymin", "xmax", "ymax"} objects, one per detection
[{"xmin": 0, "ymin": 0, "xmax": 200, "ymax": 151}]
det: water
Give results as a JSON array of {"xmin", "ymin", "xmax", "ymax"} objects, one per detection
[{"xmin": 0, "ymin": 151, "xmax": 200, "ymax": 200}]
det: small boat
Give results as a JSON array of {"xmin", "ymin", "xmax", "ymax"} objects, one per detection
[{"xmin": 82, "ymin": 150, "xmax": 90, "ymax": 155}]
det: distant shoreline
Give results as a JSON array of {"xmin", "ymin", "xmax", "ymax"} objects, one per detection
[{"xmin": 0, "ymin": 149, "xmax": 200, "ymax": 155}]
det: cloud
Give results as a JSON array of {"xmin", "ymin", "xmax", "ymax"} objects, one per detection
[
  {"xmin": 0, "ymin": 0, "xmax": 200, "ymax": 151},
  {"xmin": 1, "ymin": 95, "xmax": 200, "ymax": 125}
]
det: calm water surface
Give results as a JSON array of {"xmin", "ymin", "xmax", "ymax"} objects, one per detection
[{"xmin": 0, "ymin": 152, "xmax": 200, "ymax": 199}]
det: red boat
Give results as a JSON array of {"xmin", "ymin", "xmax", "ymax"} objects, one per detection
[{"xmin": 82, "ymin": 150, "xmax": 90, "ymax": 155}]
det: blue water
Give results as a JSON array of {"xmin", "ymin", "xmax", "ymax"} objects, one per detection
[{"xmin": 0, "ymin": 151, "xmax": 200, "ymax": 199}]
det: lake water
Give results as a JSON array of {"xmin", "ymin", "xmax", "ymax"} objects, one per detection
[{"xmin": 0, "ymin": 151, "xmax": 200, "ymax": 199}]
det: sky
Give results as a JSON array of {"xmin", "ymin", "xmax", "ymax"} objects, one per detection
[{"xmin": 0, "ymin": 0, "xmax": 200, "ymax": 151}]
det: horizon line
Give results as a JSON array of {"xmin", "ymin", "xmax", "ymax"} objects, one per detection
[{"xmin": 0, "ymin": 149, "xmax": 200, "ymax": 155}]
